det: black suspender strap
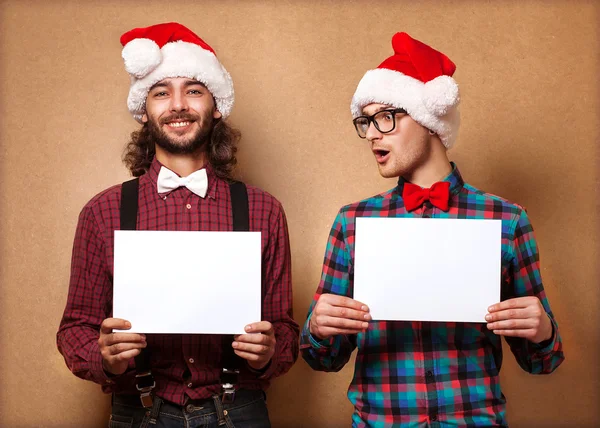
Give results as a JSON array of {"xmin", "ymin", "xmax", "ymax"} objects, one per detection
[
  {"xmin": 118, "ymin": 177, "xmax": 250, "ymax": 407},
  {"xmin": 220, "ymin": 181, "xmax": 249, "ymax": 403},
  {"xmin": 229, "ymin": 181, "xmax": 250, "ymax": 231},
  {"xmin": 120, "ymin": 178, "xmax": 156, "ymax": 408},
  {"xmin": 120, "ymin": 178, "xmax": 139, "ymax": 231}
]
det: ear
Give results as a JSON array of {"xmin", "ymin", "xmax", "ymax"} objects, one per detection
[
  {"xmin": 142, "ymin": 112, "xmax": 148, "ymax": 123},
  {"xmin": 213, "ymin": 109, "xmax": 222, "ymax": 120}
]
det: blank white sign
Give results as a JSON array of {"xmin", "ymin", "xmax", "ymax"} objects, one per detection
[
  {"xmin": 354, "ymin": 218, "xmax": 501, "ymax": 323},
  {"xmin": 113, "ymin": 230, "xmax": 262, "ymax": 334}
]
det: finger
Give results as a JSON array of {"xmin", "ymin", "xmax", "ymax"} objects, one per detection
[
  {"xmin": 107, "ymin": 342, "xmax": 147, "ymax": 356},
  {"xmin": 235, "ymin": 333, "xmax": 272, "ymax": 345},
  {"xmin": 113, "ymin": 332, "xmax": 146, "ymax": 342},
  {"xmin": 485, "ymin": 308, "xmax": 530, "ymax": 323},
  {"xmin": 103, "ymin": 332, "xmax": 147, "ymax": 346},
  {"xmin": 244, "ymin": 321, "xmax": 273, "ymax": 335},
  {"xmin": 487, "ymin": 318, "xmax": 539, "ymax": 331},
  {"xmin": 232, "ymin": 341, "xmax": 272, "ymax": 355},
  {"xmin": 488, "ymin": 297, "xmax": 537, "ymax": 313},
  {"xmin": 320, "ymin": 294, "xmax": 369, "ymax": 312},
  {"xmin": 319, "ymin": 305, "xmax": 371, "ymax": 321},
  {"xmin": 317, "ymin": 316, "xmax": 369, "ymax": 331},
  {"xmin": 100, "ymin": 318, "xmax": 132, "ymax": 334}
]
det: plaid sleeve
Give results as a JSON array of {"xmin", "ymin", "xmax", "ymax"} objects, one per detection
[
  {"xmin": 300, "ymin": 210, "xmax": 357, "ymax": 372},
  {"xmin": 504, "ymin": 209, "xmax": 565, "ymax": 374},
  {"xmin": 256, "ymin": 202, "xmax": 299, "ymax": 380},
  {"xmin": 56, "ymin": 204, "xmax": 118, "ymax": 386}
]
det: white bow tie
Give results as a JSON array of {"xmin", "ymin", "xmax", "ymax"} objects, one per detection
[{"xmin": 157, "ymin": 166, "xmax": 208, "ymax": 198}]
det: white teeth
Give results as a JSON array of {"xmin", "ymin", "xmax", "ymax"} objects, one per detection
[{"xmin": 168, "ymin": 121, "xmax": 190, "ymax": 128}]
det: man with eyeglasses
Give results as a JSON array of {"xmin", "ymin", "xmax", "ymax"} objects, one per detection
[{"xmin": 301, "ymin": 32, "xmax": 564, "ymax": 427}]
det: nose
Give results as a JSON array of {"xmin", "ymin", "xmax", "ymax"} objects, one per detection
[
  {"xmin": 169, "ymin": 90, "xmax": 189, "ymax": 113},
  {"xmin": 365, "ymin": 121, "xmax": 382, "ymax": 141}
]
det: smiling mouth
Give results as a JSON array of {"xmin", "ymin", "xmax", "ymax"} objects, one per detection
[{"xmin": 166, "ymin": 121, "xmax": 192, "ymax": 128}]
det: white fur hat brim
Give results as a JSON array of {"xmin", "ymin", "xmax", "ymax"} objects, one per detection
[
  {"xmin": 351, "ymin": 68, "xmax": 460, "ymax": 149},
  {"xmin": 124, "ymin": 40, "xmax": 234, "ymax": 122}
]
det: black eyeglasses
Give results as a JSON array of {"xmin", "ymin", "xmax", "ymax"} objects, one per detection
[{"xmin": 353, "ymin": 108, "xmax": 407, "ymax": 139}]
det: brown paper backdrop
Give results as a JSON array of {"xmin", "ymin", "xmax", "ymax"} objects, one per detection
[{"xmin": 1, "ymin": 0, "xmax": 598, "ymax": 426}]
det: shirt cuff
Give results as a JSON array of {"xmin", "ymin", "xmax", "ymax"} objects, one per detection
[{"xmin": 308, "ymin": 331, "xmax": 334, "ymax": 349}]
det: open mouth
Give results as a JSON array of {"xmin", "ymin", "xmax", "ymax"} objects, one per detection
[{"xmin": 373, "ymin": 149, "xmax": 390, "ymax": 163}]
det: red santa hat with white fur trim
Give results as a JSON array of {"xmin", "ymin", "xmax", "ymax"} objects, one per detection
[
  {"xmin": 120, "ymin": 22, "xmax": 234, "ymax": 122},
  {"xmin": 351, "ymin": 32, "xmax": 460, "ymax": 149}
]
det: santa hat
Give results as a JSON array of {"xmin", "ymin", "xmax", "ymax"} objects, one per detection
[
  {"xmin": 351, "ymin": 32, "xmax": 460, "ymax": 149},
  {"xmin": 120, "ymin": 22, "xmax": 234, "ymax": 122}
]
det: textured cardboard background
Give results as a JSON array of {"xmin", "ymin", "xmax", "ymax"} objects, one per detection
[{"xmin": 1, "ymin": 1, "xmax": 597, "ymax": 426}]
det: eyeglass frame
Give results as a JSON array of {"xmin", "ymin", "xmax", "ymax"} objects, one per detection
[{"xmin": 352, "ymin": 108, "xmax": 408, "ymax": 139}]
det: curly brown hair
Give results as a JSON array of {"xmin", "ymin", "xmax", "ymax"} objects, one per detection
[{"xmin": 122, "ymin": 119, "xmax": 240, "ymax": 180}]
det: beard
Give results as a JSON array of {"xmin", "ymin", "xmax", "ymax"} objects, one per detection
[{"xmin": 148, "ymin": 110, "xmax": 215, "ymax": 155}]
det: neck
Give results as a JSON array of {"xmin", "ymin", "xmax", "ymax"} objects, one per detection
[
  {"xmin": 155, "ymin": 147, "xmax": 208, "ymax": 177},
  {"xmin": 403, "ymin": 141, "xmax": 452, "ymax": 188}
]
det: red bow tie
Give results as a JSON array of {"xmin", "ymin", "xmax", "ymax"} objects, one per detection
[{"xmin": 402, "ymin": 181, "xmax": 451, "ymax": 212}]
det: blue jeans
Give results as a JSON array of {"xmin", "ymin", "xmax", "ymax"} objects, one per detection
[{"xmin": 109, "ymin": 389, "xmax": 270, "ymax": 428}]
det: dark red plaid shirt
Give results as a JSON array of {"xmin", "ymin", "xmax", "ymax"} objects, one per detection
[{"xmin": 57, "ymin": 158, "xmax": 299, "ymax": 405}]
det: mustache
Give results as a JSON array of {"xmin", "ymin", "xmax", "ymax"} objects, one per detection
[{"xmin": 159, "ymin": 113, "xmax": 199, "ymax": 125}]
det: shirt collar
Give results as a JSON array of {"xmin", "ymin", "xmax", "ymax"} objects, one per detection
[
  {"xmin": 147, "ymin": 157, "xmax": 219, "ymax": 199},
  {"xmin": 396, "ymin": 162, "xmax": 464, "ymax": 197}
]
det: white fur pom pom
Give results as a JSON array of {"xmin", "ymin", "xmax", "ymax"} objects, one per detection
[
  {"xmin": 422, "ymin": 75, "xmax": 460, "ymax": 116},
  {"xmin": 122, "ymin": 38, "xmax": 162, "ymax": 79}
]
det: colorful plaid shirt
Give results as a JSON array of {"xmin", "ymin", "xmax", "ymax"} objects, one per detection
[
  {"xmin": 57, "ymin": 158, "xmax": 299, "ymax": 405},
  {"xmin": 301, "ymin": 163, "xmax": 564, "ymax": 427}
]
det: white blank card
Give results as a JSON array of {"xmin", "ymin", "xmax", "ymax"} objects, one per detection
[
  {"xmin": 113, "ymin": 230, "xmax": 261, "ymax": 334},
  {"xmin": 354, "ymin": 218, "xmax": 501, "ymax": 323}
]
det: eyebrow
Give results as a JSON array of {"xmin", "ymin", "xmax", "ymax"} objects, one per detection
[
  {"xmin": 149, "ymin": 79, "xmax": 207, "ymax": 91},
  {"xmin": 183, "ymin": 80, "xmax": 207, "ymax": 88},
  {"xmin": 149, "ymin": 82, "xmax": 168, "ymax": 91}
]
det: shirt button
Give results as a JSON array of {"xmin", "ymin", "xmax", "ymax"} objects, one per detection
[
  {"xmin": 187, "ymin": 382, "xmax": 193, "ymax": 388},
  {"xmin": 188, "ymin": 358, "xmax": 195, "ymax": 364},
  {"xmin": 431, "ymin": 414, "xmax": 438, "ymax": 421},
  {"xmin": 186, "ymin": 203, "xmax": 192, "ymax": 209}
]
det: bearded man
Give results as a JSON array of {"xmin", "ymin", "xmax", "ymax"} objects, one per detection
[{"xmin": 57, "ymin": 22, "xmax": 298, "ymax": 428}]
